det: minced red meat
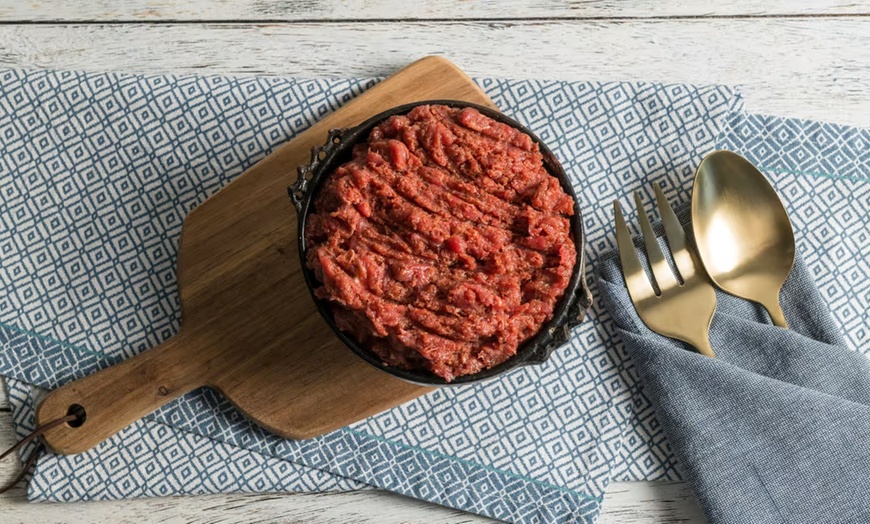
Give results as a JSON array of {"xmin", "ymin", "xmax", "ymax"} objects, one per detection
[{"xmin": 305, "ymin": 105, "xmax": 576, "ymax": 381}]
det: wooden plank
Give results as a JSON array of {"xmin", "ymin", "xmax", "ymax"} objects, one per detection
[
  {"xmin": 0, "ymin": 483, "xmax": 704, "ymax": 524},
  {"xmin": 601, "ymin": 481, "xmax": 705, "ymax": 523},
  {"xmin": 0, "ymin": 490, "xmax": 497, "ymax": 524},
  {"xmin": 0, "ymin": 20, "xmax": 868, "ymax": 126},
  {"xmin": 0, "ymin": 0, "xmax": 866, "ymax": 21},
  {"xmin": 0, "ymin": 379, "xmax": 7, "ymax": 411}
]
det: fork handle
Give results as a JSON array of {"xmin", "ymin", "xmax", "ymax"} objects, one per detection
[{"xmin": 694, "ymin": 338, "xmax": 716, "ymax": 358}]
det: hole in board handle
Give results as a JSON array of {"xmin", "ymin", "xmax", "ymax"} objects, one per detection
[{"xmin": 65, "ymin": 404, "xmax": 87, "ymax": 428}]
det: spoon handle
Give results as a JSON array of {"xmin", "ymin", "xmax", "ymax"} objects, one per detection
[{"xmin": 764, "ymin": 296, "xmax": 789, "ymax": 329}]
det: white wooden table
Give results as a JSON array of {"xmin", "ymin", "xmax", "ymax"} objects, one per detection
[{"xmin": 0, "ymin": 2, "xmax": 868, "ymax": 522}]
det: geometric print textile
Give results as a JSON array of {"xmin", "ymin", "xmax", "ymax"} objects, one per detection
[{"xmin": 0, "ymin": 68, "xmax": 741, "ymax": 523}]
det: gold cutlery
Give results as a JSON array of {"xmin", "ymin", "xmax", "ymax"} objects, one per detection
[
  {"xmin": 614, "ymin": 185, "xmax": 717, "ymax": 358},
  {"xmin": 692, "ymin": 150, "xmax": 795, "ymax": 328}
]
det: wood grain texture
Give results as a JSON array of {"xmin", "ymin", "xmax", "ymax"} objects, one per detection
[
  {"xmin": 0, "ymin": 379, "xmax": 7, "ymax": 411},
  {"xmin": 33, "ymin": 56, "xmax": 508, "ymax": 455},
  {"xmin": 0, "ymin": 19, "xmax": 869, "ymax": 126},
  {"xmin": 0, "ymin": 0, "xmax": 867, "ymax": 21}
]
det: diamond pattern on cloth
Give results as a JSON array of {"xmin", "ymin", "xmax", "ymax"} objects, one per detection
[
  {"xmin": 612, "ymin": 112, "xmax": 870, "ymax": 482},
  {"xmin": 0, "ymin": 68, "xmax": 741, "ymax": 523}
]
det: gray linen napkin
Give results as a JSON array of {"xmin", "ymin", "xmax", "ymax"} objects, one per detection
[{"xmin": 596, "ymin": 204, "xmax": 870, "ymax": 524}]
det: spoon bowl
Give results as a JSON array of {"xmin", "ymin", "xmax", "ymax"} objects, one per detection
[{"xmin": 691, "ymin": 150, "xmax": 795, "ymax": 328}]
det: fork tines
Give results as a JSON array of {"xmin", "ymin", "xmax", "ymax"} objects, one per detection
[{"xmin": 613, "ymin": 184, "xmax": 717, "ymax": 358}]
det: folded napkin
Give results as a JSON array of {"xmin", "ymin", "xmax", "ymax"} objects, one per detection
[
  {"xmin": 614, "ymin": 111, "xmax": 870, "ymax": 482},
  {"xmin": 0, "ymin": 67, "xmax": 741, "ymax": 523},
  {"xmin": 597, "ymin": 198, "xmax": 870, "ymax": 523}
]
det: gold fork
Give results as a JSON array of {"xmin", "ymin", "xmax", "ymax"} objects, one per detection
[{"xmin": 614, "ymin": 184, "xmax": 717, "ymax": 358}]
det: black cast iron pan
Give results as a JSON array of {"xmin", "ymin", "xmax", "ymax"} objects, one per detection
[{"xmin": 289, "ymin": 100, "xmax": 592, "ymax": 386}]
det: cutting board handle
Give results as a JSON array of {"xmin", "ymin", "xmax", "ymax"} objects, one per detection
[{"xmin": 36, "ymin": 331, "xmax": 205, "ymax": 455}]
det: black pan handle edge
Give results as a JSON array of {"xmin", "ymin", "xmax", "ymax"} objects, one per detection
[{"xmin": 288, "ymin": 127, "xmax": 354, "ymax": 214}]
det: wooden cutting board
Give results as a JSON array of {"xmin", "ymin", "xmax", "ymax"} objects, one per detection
[{"xmin": 36, "ymin": 56, "xmax": 497, "ymax": 455}]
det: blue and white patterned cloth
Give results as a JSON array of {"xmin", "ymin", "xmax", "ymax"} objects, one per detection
[{"xmin": 0, "ymin": 67, "xmax": 741, "ymax": 523}]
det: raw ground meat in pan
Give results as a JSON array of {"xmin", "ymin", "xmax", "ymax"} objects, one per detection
[{"xmin": 305, "ymin": 104, "xmax": 576, "ymax": 381}]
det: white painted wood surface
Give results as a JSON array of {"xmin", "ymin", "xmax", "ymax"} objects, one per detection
[
  {"xmin": 1, "ymin": 2, "xmax": 868, "ymax": 523},
  {"xmin": 0, "ymin": 0, "xmax": 866, "ymax": 20},
  {"xmin": 1, "ymin": 19, "xmax": 870, "ymax": 125}
]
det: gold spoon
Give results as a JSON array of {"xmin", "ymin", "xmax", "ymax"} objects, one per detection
[{"xmin": 691, "ymin": 150, "xmax": 795, "ymax": 328}]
